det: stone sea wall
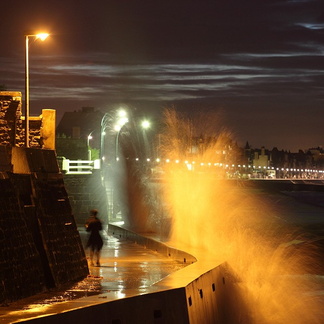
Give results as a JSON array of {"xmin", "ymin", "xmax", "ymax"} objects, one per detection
[
  {"xmin": 0, "ymin": 147, "xmax": 88, "ymax": 303},
  {"xmin": 63, "ymin": 172, "xmax": 108, "ymax": 226}
]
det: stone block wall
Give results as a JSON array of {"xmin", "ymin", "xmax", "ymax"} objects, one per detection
[
  {"xmin": 31, "ymin": 173, "xmax": 89, "ymax": 286},
  {"xmin": 0, "ymin": 174, "xmax": 46, "ymax": 302},
  {"xmin": 0, "ymin": 99, "xmax": 22, "ymax": 146},
  {"xmin": 0, "ymin": 99, "xmax": 55, "ymax": 149},
  {"xmin": 63, "ymin": 171, "xmax": 108, "ymax": 226},
  {"xmin": 0, "ymin": 147, "xmax": 88, "ymax": 303}
]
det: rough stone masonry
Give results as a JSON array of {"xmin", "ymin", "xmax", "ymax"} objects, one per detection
[{"xmin": 0, "ymin": 99, "xmax": 88, "ymax": 303}]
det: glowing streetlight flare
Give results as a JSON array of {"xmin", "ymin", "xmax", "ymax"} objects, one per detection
[
  {"xmin": 117, "ymin": 109, "xmax": 127, "ymax": 118},
  {"xmin": 141, "ymin": 120, "xmax": 150, "ymax": 129},
  {"xmin": 114, "ymin": 124, "xmax": 122, "ymax": 132},
  {"xmin": 36, "ymin": 33, "xmax": 49, "ymax": 41}
]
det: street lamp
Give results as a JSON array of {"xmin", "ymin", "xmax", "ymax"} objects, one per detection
[
  {"xmin": 140, "ymin": 119, "xmax": 151, "ymax": 159},
  {"xmin": 87, "ymin": 131, "xmax": 94, "ymax": 160},
  {"xmin": 115, "ymin": 110, "xmax": 129, "ymax": 161},
  {"xmin": 25, "ymin": 32, "xmax": 49, "ymax": 147},
  {"xmin": 100, "ymin": 113, "xmax": 111, "ymax": 163},
  {"xmin": 141, "ymin": 119, "xmax": 150, "ymax": 130}
]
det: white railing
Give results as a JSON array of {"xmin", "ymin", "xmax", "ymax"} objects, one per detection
[{"xmin": 61, "ymin": 159, "xmax": 101, "ymax": 174}]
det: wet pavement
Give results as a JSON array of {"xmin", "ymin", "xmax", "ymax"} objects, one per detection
[{"xmin": 0, "ymin": 228, "xmax": 188, "ymax": 324}]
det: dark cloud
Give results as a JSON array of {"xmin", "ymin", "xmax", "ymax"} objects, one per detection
[{"xmin": 0, "ymin": 0, "xmax": 324, "ymax": 151}]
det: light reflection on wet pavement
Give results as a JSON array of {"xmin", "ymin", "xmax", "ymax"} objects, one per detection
[
  {"xmin": 0, "ymin": 230, "xmax": 187, "ymax": 322},
  {"xmin": 83, "ymin": 230, "xmax": 187, "ymax": 292}
]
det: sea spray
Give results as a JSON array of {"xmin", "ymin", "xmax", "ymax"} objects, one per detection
[{"xmin": 156, "ymin": 108, "xmax": 323, "ymax": 323}]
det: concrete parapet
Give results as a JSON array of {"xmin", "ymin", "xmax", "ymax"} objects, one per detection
[
  {"xmin": 21, "ymin": 289, "xmax": 190, "ymax": 324},
  {"xmin": 184, "ymin": 263, "xmax": 251, "ymax": 323},
  {"xmin": 108, "ymin": 224, "xmax": 197, "ymax": 264},
  {"xmin": 104, "ymin": 226, "xmax": 252, "ymax": 323},
  {"xmin": 104, "ymin": 227, "xmax": 251, "ymax": 323}
]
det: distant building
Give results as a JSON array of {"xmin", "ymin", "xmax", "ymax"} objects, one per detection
[
  {"xmin": 253, "ymin": 146, "xmax": 269, "ymax": 168},
  {"xmin": 56, "ymin": 107, "xmax": 104, "ymax": 159},
  {"xmin": 307, "ymin": 147, "xmax": 324, "ymax": 169}
]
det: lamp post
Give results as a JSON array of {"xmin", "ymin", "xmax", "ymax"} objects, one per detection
[
  {"xmin": 87, "ymin": 131, "xmax": 94, "ymax": 160},
  {"xmin": 140, "ymin": 119, "xmax": 151, "ymax": 159},
  {"xmin": 100, "ymin": 113, "xmax": 111, "ymax": 163},
  {"xmin": 25, "ymin": 32, "xmax": 49, "ymax": 147},
  {"xmin": 114, "ymin": 110, "xmax": 129, "ymax": 161}
]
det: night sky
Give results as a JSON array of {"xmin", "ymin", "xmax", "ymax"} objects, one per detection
[{"xmin": 1, "ymin": 0, "xmax": 324, "ymax": 151}]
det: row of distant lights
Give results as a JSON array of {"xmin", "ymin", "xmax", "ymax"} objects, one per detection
[{"xmin": 131, "ymin": 158, "xmax": 324, "ymax": 173}]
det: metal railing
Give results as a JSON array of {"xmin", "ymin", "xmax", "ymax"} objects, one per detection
[{"xmin": 60, "ymin": 158, "xmax": 101, "ymax": 174}]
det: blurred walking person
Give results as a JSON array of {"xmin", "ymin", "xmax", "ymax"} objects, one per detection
[{"xmin": 85, "ymin": 209, "xmax": 103, "ymax": 266}]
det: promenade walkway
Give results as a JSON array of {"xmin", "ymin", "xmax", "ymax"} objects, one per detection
[{"xmin": 0, "ymin": 227, "xmax": 188, "ymax": 324}]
